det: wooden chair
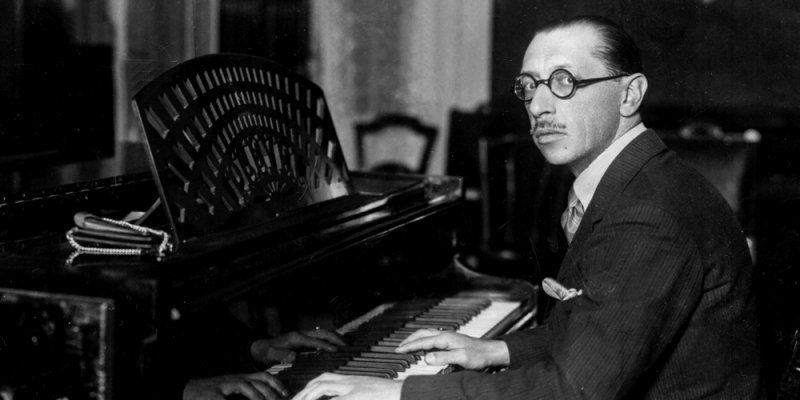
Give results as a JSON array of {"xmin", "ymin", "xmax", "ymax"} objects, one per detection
[
  {"xmin": 355, "ymin": 114, "xmax": 437, "ymax": 174},
  {"xmin": 476, "ymin": 132, "xmax": 572, "ymax": 282}
]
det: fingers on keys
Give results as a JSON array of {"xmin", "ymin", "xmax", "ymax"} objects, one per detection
[
  {"xmin": 216, "ymin": 373, "xmax": 286, "ymax": 400},
  {"xmin": 303, "ymin": 328, "xmax": 348, "ymax": 347},
  {"xmin": 246, "ymin": 372, "xmax": 289, "ymax": 398},
  {"xmin": 396, "ymin": 328, "xmax": 460, "ymax": 354},
  {"xmin": 291, "ymin": 373, "xmax": 401, "ymax": 400},
  {"xmin": 284, "ymin": 331, "xmax": 340, "ymax": 352},
  {"xmin": 396, "ymin": 328, "xmax": 441, "ymax": 350},
  {"xmin": 291, "ymin": 373, "xmax": 351, "ymax": 400}
]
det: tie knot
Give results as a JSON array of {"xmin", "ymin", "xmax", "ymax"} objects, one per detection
[{"xmin": 567, "ymin": 188, "xmax": 582, "ymax": 212}]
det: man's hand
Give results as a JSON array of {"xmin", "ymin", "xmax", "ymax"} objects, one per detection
[
  {"xmin": 396, "ymin": 328, "xmax": 510, "ymax": 370},
  {"xmin": 184, "ymin": 372, "xmax": 288, "ymax": 400},
  {"xmin": 291, "ymin": 373, "xmax": 402, "ymax": 400},
  {"xmin": 251, "ymin": 329, "xmax": 346, "ymax": 365}
]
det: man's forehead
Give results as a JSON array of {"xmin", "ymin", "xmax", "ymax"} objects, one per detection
[{"xmin": 521, "ymin": 25, "xmax": 603, "ymax": 75}]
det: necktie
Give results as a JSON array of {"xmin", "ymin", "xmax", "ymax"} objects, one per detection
[{"xmin": 560, "ymin": 187, "xmax": 584, "ymax": 244}]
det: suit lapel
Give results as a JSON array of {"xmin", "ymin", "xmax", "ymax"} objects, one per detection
[{"xmin": 559, "ymin": 130, "xmax": 668, "ymax": 271}]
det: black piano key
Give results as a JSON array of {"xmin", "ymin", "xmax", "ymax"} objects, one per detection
[
  {"xmin": 346, "ymin": 360, "xmax": 404, "ymax": 373},
  {"xmin": 359, "ymin": 351, "xmax": 417, "ymax": 364},
  {"xmin": 353, "ymin": 354, "xmax": 411, "ymax": 368},
  {"xmin": 335, "ymin": 366, "xmax": 395, "ymax": 379}
]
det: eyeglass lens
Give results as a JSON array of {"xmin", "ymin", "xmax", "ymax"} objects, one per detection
[{"xmin": 514, "ymin": 70, "xmax": 575, "ymax": 101}]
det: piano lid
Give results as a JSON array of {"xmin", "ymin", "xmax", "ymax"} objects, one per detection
[{"xmin": 132, "ymin": 54, "xmax": 356, "ymax": 251}]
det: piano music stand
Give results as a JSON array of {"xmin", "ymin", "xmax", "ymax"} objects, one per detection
[{"xmin": 132, "ymin": 54, "xmax": 354, "ymax": 251}]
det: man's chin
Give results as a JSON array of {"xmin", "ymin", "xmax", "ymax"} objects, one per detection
[{"xmin": 536, "ymin": 147, "xmax": 573, "ymax": 167}]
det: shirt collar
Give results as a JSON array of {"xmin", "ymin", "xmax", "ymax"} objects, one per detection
[{"xmin": 572, "ymin": 123, "xmax": 647, "ymax": 209}]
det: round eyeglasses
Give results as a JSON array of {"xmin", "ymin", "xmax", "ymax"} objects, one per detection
[{"xmin": 512, "ymin": 69, "xmax": 628, "ymax": 101}]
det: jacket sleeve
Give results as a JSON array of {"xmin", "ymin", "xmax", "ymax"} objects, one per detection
[{"xmin": 401, "ymin": 203, "xmax": 704, "ymax": 400}]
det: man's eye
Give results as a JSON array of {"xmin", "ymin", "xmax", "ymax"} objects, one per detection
[{"xmin": 555, "ymin": 73, "xmax": 573, "ymax": 85}]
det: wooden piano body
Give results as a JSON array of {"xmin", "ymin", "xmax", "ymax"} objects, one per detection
[{"xmin": 0, "ymin": 54, "xmax": 536, "ymax": 399}]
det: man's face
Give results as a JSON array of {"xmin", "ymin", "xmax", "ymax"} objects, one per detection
[{"xmin": 521, "ymin": 25, "xmax": 626, "ymax": 175}]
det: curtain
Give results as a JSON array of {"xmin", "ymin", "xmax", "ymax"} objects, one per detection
[{"xmin": 310, "ymin": 0, "xmax": 492, "ymax": 174}]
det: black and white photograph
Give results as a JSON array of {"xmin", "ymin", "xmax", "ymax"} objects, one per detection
[{"xmin": 0, "ymin": 1, "xmax": 797, "ymax": 399}]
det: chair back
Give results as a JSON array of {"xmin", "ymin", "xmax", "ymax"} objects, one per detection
[
  {"xmin": 477, "ymin": 133, "xmax": 572, "ymax": 279},
  {"xmin": 661, "ymin": 122, "xmax": 760, "ymax": 259},
  {"xmin": 355, "ymin": 114, "xmax": 437, "ymax": 174}
]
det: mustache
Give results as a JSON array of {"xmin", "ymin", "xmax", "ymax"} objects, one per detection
[{"xmin": 531, "ymin": 120, "xmax": 566, "ymax": 134}]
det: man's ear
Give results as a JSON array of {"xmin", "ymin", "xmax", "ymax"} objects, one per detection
[{"xmin": 620, "ymin": 73, "xmax": 648, "ymax": 117}]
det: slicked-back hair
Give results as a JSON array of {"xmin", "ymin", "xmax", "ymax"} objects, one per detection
[{"xmin": 537, "ymin": 15, "xmax": 643, "ymax": 76}]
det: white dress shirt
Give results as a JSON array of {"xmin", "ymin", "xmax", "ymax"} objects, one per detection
[{"xmin": 571, "ymin": 123, "xmax": 647, "ymax": 210}]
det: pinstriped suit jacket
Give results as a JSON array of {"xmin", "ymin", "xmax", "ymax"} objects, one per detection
[{"xmin": 402, "ymin": 130, "xmax": 763, "ymax": 399}]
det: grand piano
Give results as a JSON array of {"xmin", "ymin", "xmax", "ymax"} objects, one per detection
[{"xmin": 0, "ymin": 54, "xmax": 536, "ymax": 399}]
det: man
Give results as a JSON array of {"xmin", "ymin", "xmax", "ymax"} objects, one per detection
[{"xmin": 291, "ymin": 15, "xmax": 763, "ymax": 399}]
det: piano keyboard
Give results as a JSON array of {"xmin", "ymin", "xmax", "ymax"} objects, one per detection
[{"xmin": 267, "ymin": 294, "xmax": 522, "ymax": 392}]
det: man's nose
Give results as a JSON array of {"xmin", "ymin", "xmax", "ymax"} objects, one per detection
[{"xmin": 527, "ymin": 85, "xmax": 555, "ymax": 118}]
